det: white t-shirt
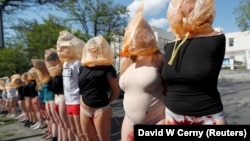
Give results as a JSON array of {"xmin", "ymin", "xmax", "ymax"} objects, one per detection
[
  {"xmin": 62, "ymin": 60, "xmax": 81, "ymax": 105},
  {"xmin": 6, "ymin": 88, "xmax": 17, "ymax": 99}
]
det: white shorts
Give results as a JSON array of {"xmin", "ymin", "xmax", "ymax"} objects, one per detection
[
  {"xmin": 81, "ymin": 105, "xmax": 110, "ymax": 118},
  {"xmin": 165, "ymin": 107, "xmax": 225, "ymax": 125}
]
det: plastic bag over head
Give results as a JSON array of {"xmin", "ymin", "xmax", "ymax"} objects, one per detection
[
  {"xmin": 11, "ymin": 74, "xmax": 23, "ymax": 87},
  {"xmin": 56, "ymin": 30, "xmax": 85, "ymax": 62},
  {"xmin": 167, "ymin": 0, "xmax": 215, "ymax": 39},
  {"xmin": 81, "ymin": 35, "xmax": 114, "ymax": 67},
  {"xmin": 31, "ymin": 59, "xmax": 50, "ymax": 84},
  {"xmin": 119, "ymin": 2, "xmax": 158, "ymax": 57},
  {"xmin": 45, "ymin": 48, "xmax": 62, "ymax": 78},
  {"xmin": 21, "ymin": 72, "xmax": 29, "ymax": 83},
  {"xmin": 4, "ymin": 77, "xmax": 13, "ymax": 90},
  {"xmin": 27, "ymin": 67, "xmax": 37, "ymax": 81},
  {"xmin": 0, "ymin": 77, "xmax": 9, "ymax": 90}
]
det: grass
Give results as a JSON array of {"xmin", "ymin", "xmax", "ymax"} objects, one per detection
[
  {"xmin": 0, "ymin": 114, "xmax": 18, "ymax": 127},
  {"xmin": 0, "ymin": 114, "xmax": 18, "ymax": 140},
  {"xmin": 0, "ymin": 132, "xmax": 15, "ymax": 140}
]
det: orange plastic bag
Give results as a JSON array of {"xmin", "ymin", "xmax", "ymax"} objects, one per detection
[
  {"xmin": 56, "ymin": 30, "xmax": 85, "ymax": 62},
  {"xmin": 81, "ymin": 35, "xmax": 114, "ymax": 67},
  {"xmin": 31, "ymin": 59, "xmax": 51, "ymax": 84},
  {"xmin": 167, "ymin": 0, "xmax": 215, "ymax": 39},
  {"xmin": 120, "ymin": 3, "xmax": 158, "ymax": 57},
  {"xmin": 44, "ymin": 48, "xmax": 62, "ymax": 78}
]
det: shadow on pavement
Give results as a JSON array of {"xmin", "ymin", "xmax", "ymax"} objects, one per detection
[{"xmin": 3, "ymin": 133, "xmax": 44, "ymax": 141}]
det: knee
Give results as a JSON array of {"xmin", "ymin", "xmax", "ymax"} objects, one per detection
[
  {"xmin": 70, "ymin": 126, "xmax": 77, "ymax": 133},
  {"xmin": 77, "ymin": 131, "xmax": 85, "ymax": 139}
]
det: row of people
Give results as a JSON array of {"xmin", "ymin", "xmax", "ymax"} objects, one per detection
[{"xmin": 1, "ymin": 1, "xmax": 227, "ymax": 141}]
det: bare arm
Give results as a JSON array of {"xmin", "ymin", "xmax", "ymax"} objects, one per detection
[{"xmin": 108, "ymin": 77, "xmax": 120, "ymax": 104}]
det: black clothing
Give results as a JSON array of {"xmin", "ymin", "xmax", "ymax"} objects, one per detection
[
  {"xmin": 17, "ymin": 86, "xmax": 25, "ymax": 100},
  {"xmin": 0, "ymin": 89, "xmax": 2, "ymax": 99},
  {"xmin": 162, "ymin": 34, "xmax": 225, "ymax": 116},
  {"xmin": 78, "ymin": 65, "xmax": 117, "ymax": 108},
  {"xmin": 23, "ymin": 80, "xmax": 37, "ymax": 97},
  {"xmin": 23, "ymin": 83, "xmax": 31, "ymax": 97},
  {"xmin": 29, "ymin": 80, "xmax": 38, "ymax": 97},
  {"xmin": 51, "ymin": 75, "xmax": 64, "ymax": 95}
]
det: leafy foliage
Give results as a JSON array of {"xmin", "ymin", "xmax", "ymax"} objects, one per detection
[
  {"xmin": 55, "ymin": 0, "xmax": 129, "ymax": 43},
  {"xmin": 234, "ymin": 0, "xmax": 250, "ymax": 31},
  {"xmin": 0, "ymin": 0, "xmax": 129, "ymax": 77},
  {"xmin": 0, "ymin": 15, "xmax": 73, "ymax": 76}
]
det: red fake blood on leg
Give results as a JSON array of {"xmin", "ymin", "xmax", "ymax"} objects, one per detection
[{"xmin": 127, "ymin": 131, "xmax": 134, "ymax": 141}]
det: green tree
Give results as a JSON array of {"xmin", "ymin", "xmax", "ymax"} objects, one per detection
[
  {"xmin": 1, "ymin": 0, "xmax": 60, "ymax": 47},
  {"xmin": 56, "ymin": 0, "xmax": 129, "ymax": 43},
  {"xmin": 13, "ymin": 15, "xmax": 72, "ymax": 60},
  {"xmin": 0, "ymin": 14, "xmax": 87, "ymax": 76},
  {"xmin": 234, "ymin": 0, "xmax": 250, "ymax": 31},
  {"xmin": 0, "ymin": 45, "xmax": 29, "ymax": 77}
]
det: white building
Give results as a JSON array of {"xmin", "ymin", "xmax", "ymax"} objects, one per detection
[
  {"xmin": 224, "ymin": 30, "xmax": 250, "ymax": 69},
  {"xmin": 110, "ymin": 25, "xmax": 175, "ymax": 72},
  {"xmin": 111, "ymin": 26, "xmax": 250, "ymax": 71},
  {"xmin": 151, "ymin": 26, "xmax": 175, "ymax": 53}
]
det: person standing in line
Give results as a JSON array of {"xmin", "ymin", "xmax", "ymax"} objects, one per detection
[
  {"xmin": 79, "ymin": 35, "xmax": 120, "ymax": 141},
  {"xmin": 21, "ymin": 72, "xmax": 37, "ymax": 127},
  {"xmin": 119, "ymin": 3, "xmax": 166, "ymax": 141},
  {"xmin": 11, "ymin": 74, "xmax": 27, "ymax": 121},
  {"xmin": 45, "ymin": 48, "xmax": 72, "ymax": 141},
  {"xmin": 5, "ymin": 77, "xmax": 18, "ymax": 118},
  {"xmin": 35, "ymin": 73, "xmax": 48, "ymax": 129},
  {"xmin": 162, "ymin": 0, "xmax": 227, "ymax": 125},
  {"xmin": 31, "ymin": 59, "xmax": 58, "ymax": 140},
  {"xmin": 25, "ymin": 69, "xmax": 39, "ymax": 128},
  {"xmin": 27, "ymin": 68, "xmax": 45, "ymax": 130},
  {"xmin": 57, "ymin": 30, "xmax": 85, "ymax": 141},
  {"xmin": 0, "ymin": 77, "xmax": 10, "ymax": 115},
  {"xmin": 20, "ymin": 73, "xmax": 32, "ymax": 124}
]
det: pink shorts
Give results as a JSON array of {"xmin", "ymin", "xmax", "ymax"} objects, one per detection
[{"xmin": 67, "ymin": 104, "xmax": 80, "ymax": 115}]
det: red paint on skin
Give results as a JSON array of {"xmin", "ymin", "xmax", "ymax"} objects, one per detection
[{"xmin": 127, "ymin": 131, "xmax": 134, "ymax": 141}]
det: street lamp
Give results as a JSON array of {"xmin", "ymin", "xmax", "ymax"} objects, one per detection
[{"xmin": 0, "ymin": 5, "xmax": 4, "ymax": 48}]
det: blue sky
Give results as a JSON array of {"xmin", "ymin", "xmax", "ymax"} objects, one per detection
[
  {"xmin": 24, "ymin": 0, "xmax": 242, "ymax": 34},
  {"xmin": 115, "ymin": 0, "xmax": 241, "ymax": 33}
]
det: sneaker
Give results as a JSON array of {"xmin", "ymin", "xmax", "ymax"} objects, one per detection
[
  {"xmin": 21, "ymin": 119, "xmax": 28, "ymax": 123},
  {"xmin": 9, "ymin": 114, "xmax": 17, "ymax": 118},
  {"xmin": 27, "ymin": 122, "xmax": 36, "ymax": 128},
  {"xmin": 24, "ymin": 120, "xmax": 32, "ymax": 126},
  {"xmin": 51, "ymin": 137, "xmax": 58, "ymax": 141},
  {"xmin": 30, "ymin": 122, "xmax": 39, "ymax": 128},
  {"xmin": 33, "ymin": 123, "xmax": 42, "ymax": 130}
]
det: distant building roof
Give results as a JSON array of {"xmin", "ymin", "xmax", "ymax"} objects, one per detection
[{"xmin": 151, "ymin": 26, "xmax": 175, "ymax": 41}]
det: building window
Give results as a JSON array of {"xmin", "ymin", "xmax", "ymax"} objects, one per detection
[{"xmin": 229, "ymin": 38, "xmax": 234, "ymax": 47}]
